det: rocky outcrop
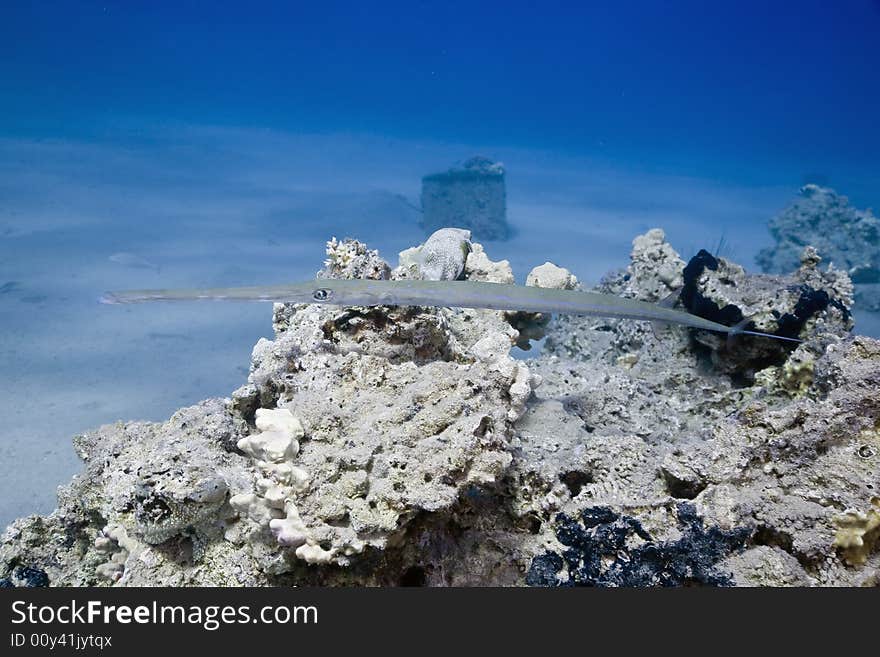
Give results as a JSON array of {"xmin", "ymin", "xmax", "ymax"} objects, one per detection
[{"xmin": 2, "ymin": 230, "xmax": 876, "ymax": 587}]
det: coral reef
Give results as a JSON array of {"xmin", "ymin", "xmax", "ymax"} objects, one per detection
[
  {"xmin": 321, "ymin": 237, "xmax": 391, "ymax": 280},
  {"xmin": 2, "ymin": 228, "xmax": 877, "ymax": 587},
  {"xmin": 757, "ymin": 185, "xmax": 880, "ymax": 311}
]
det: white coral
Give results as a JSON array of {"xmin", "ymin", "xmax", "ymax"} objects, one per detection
[
  {"xmin": 229, "ymin": 407, "xmax": 327, "ymax": 563},
  {"xmin": 324, "ymin": 237, "xmax": 360, "ymax": 268},
  {"xmin": 269, "ymin": 503, "xmax": 309, "ymax": 548},
  {"xmin": 236, "ymin": 409, "xmax": 303, "ymax": 462},
  {"xmin": 526, "ymin": 262, "xmax": 578, "ymax": 290}
]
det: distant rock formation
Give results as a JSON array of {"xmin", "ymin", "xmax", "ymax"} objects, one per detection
[
  {"xmin": 420, "ymin": 156, "xmax": 510, "ymax": 241},
  {"xmin": 757, "ymin": 185, "xmax": 880, "ymax": 311}
]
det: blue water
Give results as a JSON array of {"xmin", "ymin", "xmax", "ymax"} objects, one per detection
[{"xmin": 1, "ymin": 1, "xmax": 878, "ymax": 526}]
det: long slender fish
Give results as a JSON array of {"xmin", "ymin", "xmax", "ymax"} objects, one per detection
[{"xmin": 100, "ymin": 279, "xmax": 801, "ymax": 343}]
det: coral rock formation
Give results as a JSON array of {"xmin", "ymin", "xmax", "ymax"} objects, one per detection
[{"xmin": 2, "ymin": 231, "xmax": 876, "ymax": 587}]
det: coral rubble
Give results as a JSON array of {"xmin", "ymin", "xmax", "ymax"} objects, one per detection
[{"xmin": 2, "ymin": 231, "xmax": 876, "ymax": 587}]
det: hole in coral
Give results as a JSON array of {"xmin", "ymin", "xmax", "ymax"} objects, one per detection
[
  {"xmin": 473, "ymin": 416, "xmax": 493, "ymax": 437},
  {"xmin": 753, "ymin": 525, "xmax": 794, "ymax": 553},
  {"xmin": 559, "ymin": 470, "xmax": 593, "ymax": 497},
  {"xmin": 399, "ymin": 565, "xmax": 427, "ymax": 587},
  {"xmin": 327, "ymin": 513, "xmax": 350, "ymax": 528},
  {"xmin": 662, "ymin": 471, "xmax": 707, "ymax": 500}
]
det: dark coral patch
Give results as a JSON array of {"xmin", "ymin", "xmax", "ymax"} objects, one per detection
[
  {"xmin": 12, "ymin": 565, "xmax": 50, "ymax": 587},
  {"xmin": 775, "ymin": 286, "xmax": 849, "ymax": 339},
  {"xmin": 681, "ymin": 250, "xmax": 846, "ymax": 347},
  {"xmin": 681, "ymin": 249, "xmax": 744, "ymax": 328},
  {"xmin": 526, "ymin": 504, "xmax": 751, "ymax": 587}
]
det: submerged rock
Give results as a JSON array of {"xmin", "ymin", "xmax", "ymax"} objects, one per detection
[{"xmin": 2, "ymin": 230, "xmax": 877, "ymax": 586}]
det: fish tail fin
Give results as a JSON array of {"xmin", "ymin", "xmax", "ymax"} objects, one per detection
[
  {"xmin": 726, "ymin": 317, "xmax": 802, "ymax": 348},
  {"xmin": 99, "ymin": 289, "xmax": 206, "ymax": 304},
  {"xmin": 98, "ymin": 285, "xmax": 286, "ymax": 304}
]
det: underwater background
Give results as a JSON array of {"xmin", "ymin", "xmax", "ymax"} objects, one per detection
[{"xmin": 1, "ymin": 0, "xmax": 878, "ymax": 527}]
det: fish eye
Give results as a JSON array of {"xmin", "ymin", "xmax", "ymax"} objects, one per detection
[{"xmin": 313, "ymin": 288, "xmax": 331, "ymax": 301}]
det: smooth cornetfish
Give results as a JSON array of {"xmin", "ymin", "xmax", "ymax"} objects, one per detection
[{"xmin": 100, "ymin": 278, "xmax": 802, "ymax": 343}]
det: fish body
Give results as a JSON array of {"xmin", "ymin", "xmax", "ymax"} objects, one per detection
[{"xmin": 100, "ymin": 278, "xmax": 801, "ymax": 343}]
